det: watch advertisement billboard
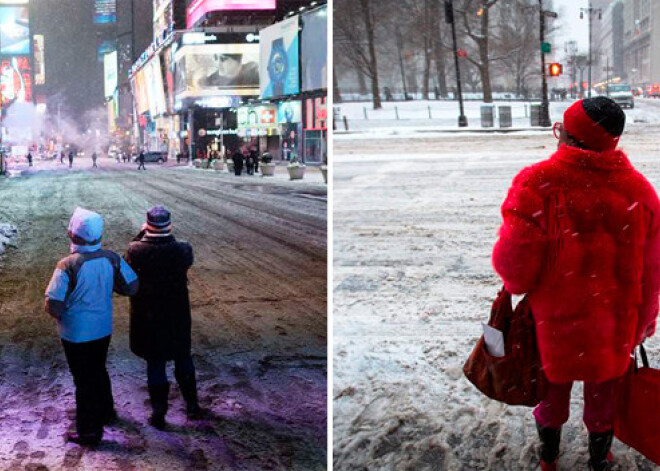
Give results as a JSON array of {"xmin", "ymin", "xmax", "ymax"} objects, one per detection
[
  {"xmin": 94, "ymin": 0, "xmax": 117, "ymax": 24},
  {"xmin": 0, "ymin": 6, "xmax": 29, "ymax": 55},
  {"xmin": 277, "ymin": 101, "xmax": 301, "ymax": 124},
  {"xmin": 187, "ymin": 0, "xmax": 276, "ymax": 28},
  {"xmin": 0, "ymin": 56, "xmax": 32, "ymax": 106},
  {"xmin": 174, "ymin": 44, "xmax": 260, "ymax": 99},
  {"xmin": 260, "ymin": 16, "xmax": 299, "ymax": 99},
  {"xmin": 103, "ymin": 50, "xmax": 117, "ymax": 98},
  {"xmin": 301, "ymin": 6, "xmax": 327, "ymax": 92}
]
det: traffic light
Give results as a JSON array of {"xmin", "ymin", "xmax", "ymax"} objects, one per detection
[{"xmin": 548, "ymin": 63, "xmax": 563, "ymax": 77}]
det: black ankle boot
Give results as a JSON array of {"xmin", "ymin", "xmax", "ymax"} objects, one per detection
[
  {"xmin": 175, "ymin": 371, "xmax": 202, "ymax": 419},
  {"xmin": 536, "ymin": 422, "xmax": 561, "ymax": 465},
  {"xmin": 588, "ymin": 430, "xmax": 614, "ymax": 471},
  {"xmin": 148, "ymin": 382, "xmax": 170, "ymax": 430}
]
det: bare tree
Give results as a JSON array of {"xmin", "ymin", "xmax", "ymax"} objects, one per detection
[
  {"xmin": 334, "ymin": 0, "xmax": 383, "ymax": 108},
  {"xmin": 459, "ymin": 0, "xmax": 501, "ymax": 103}
]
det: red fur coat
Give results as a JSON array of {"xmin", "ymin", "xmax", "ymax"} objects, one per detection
[{"xmin": 493, "ymin": 144, "xmax": 660, "ymax": 383}]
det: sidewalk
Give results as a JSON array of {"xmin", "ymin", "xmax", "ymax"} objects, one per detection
[{"xmin": 175, "ymin": 162, "xmax": 327, "ymax": 186}]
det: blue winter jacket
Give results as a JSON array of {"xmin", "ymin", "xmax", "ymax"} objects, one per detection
[{"xmin": 44, "ymin": 208, "xmax": 138, "ymax": 342}]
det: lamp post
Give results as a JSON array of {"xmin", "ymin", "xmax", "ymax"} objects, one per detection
[
  {"xmin": 579, "ymin": 2, "xmax": 602, "ymax": 98},
  {"xmin": 445, "ymin": 0, "xmax": 468, "ymax": 127},
  {"xmin": 539, "ymin": 0, "xmax": 556, "ymax": 127}
]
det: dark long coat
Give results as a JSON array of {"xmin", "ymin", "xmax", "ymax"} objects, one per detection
[{"xmin": 126, "ymin": 233, "xmax": 194, "ymax": 361}]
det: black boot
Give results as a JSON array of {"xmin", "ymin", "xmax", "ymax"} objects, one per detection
[
  {"xmin": 588, "ymin": 430, "xmax": 614, "ymax": 471},
  {"xmin": 148, "ymin": 382, "xmax": 170, "ymax": 430},
  {"xmin": 536, "ymin": 422, "xmax": 561, "ymax": 466},
  {"xmin": 66, "ymin": 431, "xmax": 102, "ymax": 446},
  {"xmin": 175, "ymin": 370, "xmax": 202, "ymax": 419}
]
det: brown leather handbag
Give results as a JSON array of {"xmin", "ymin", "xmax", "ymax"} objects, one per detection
[{"xmin": 463, "ymin": 287, "xmax": 549, "ymax": 407}]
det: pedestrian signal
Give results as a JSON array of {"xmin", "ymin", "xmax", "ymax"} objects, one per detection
[{"xmin": 548, "ymin": 63, "xmax": 562, "ymax": 77}]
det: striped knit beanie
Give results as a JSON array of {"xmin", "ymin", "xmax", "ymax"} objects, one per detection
[{"xmin": 146, "ymin": 205, "xmax": 172, "ymax": 235}]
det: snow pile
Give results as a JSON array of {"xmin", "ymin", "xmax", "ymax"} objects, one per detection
[{"xmin": 0, "ymin": 223, "xmax": 17, "ymax": 254}]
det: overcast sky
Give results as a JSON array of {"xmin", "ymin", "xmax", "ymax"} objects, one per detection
[{"xmin": 551, "ymin": 0, "xmax": 591, "ymax": 58}]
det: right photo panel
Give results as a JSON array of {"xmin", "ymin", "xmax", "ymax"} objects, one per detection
[{"xmin": 333, "ymin": 0, "xmax": 660, "ymax": 469}]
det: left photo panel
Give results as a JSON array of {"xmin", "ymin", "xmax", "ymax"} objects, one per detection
[{"xmin": 0, "ymin": 0, "xmax": 328, "ymax": 469}]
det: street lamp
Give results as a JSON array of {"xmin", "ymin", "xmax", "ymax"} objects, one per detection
[
  {"xmin": 445, "ymin": 0, "xmax": 468, "ymax": 127},
  {"xmin": 579, "ymin": 2, "xmax": 602, "ymax": 98},
  {"xmin": 539, "ymin": 0, "xmax": 556, "ymax": 127}
]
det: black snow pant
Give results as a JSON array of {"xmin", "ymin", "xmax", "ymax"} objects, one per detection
[
  {"xmin": 138, "ymin": 162, "xmax": 146, "ymax": 170},
  {"xmin": 68, "ymin": 159, "xmax": 73, "ymax": 168},
  {"xmin": 61, "ymin": 335, "xmax": 114, "ymax": 437},
  {"xmin": 234, "ymin": 165, "xmax": 242, "ymax": 176}
]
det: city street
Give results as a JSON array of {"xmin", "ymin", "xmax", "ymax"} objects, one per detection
[
  {"xmin": 333, "ymin": 100, "xmax": 660, "ymax": 470},
  {"xmin": 0, "ymin": 162, "xmax": 327, "ymax": 470}
]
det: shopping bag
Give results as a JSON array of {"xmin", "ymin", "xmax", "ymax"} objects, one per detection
[
  {"xmin": 614, "ymin": 344, "xmax": 660, "ymax": 465},
  {"xmin": 463, "ymin": 287, "xmax": 548, "ymax": 407}
]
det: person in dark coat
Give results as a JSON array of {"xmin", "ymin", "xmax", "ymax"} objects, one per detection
[
  {"xmin": 252, "ymin": 149, "xmax": 259, "ymax": 173},
  {"xmin": 68, "ymin": 151, "xmax": 74, "ymax": 168},
  {"xmin": 26, "ymin": 152, "xmax": 33, "ymax": 166},
  {"xmin": 60, "ymin": 151, "xmax": 65, "ymax": 164},
  {"xmin": 126, "ymin": 206, "xmax": 201, "ymax": 429},
  {"xmin": 91, "ymin": 152, "xmax": 98, "ymax": 168},
  {"xmin": 245, "ymin": 151, "xmax": 254, "ymax": 175},
  {"xmin": 233, "ymin": 148, "xmax": 244, "ymax": 176},
  {"xmin": 137, "ymin": 151, "xmax": 146, "ymax": 171}
]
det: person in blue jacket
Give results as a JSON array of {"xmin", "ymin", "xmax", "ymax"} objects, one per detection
[{"xmin": 45, "ymin": 207, "xmax": 139, "ymax": 446}]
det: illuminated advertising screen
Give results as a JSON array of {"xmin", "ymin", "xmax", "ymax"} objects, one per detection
[
  {"xmin": 145, "ymin": 56, "xmax": 167, "ymax": 117},
  {"xmin": 94, "ymin": 0, "xmax": 117, "ymax": 24},
  {"xmin": 0, "ymin": 7, "xmax": 29, "ymax": 55},
  {"xmin": 97, "ymin": 40, "xmax": 116, "ymax": 62},
  {"xmin": 104, "ymin": 50, "xmax": 117, "ymax": 98},
  {"xmin": 301, "ymin": 6, "xmax": 327, "ymax": 92},
  {"xmin": 237, "ymin": 104, "xmax": 277, "ymax": 129},
  {"xmin": 277, "ymin": 101, "xmax": 301, "ymax": 124},
  {"xmin": 133, "ymin": 69, "xmax": 149, "ymax": 114},
  {"xmin": 174, "ymin": 44, "xmax": 260, "ymax": 98},
  {"xmin": 34, "ymin": 34, "xmax": 45, "ymax": 85},
  {"xmin": 0, "ymin": 56, "xmax": 32, "ymax": 106},
  {"xmin": 187, "ymin": 0, "xmax": 276, "ymax": 28},
  {"xmin": 260, "ymin": 16, "xmax": 299, "ymax": 99},
  {"xmin": 163, "ymin": 46, "xmax": 175, "ymax": 113}
]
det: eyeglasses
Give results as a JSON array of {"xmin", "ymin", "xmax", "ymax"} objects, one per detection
[{"xmin": 553, "ymin": 122, "xmax": 563, "ymax": 139}]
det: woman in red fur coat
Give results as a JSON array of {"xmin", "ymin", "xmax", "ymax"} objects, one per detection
[{"xmin": 493, "ymin": 97, "xmax": 660, "ymax": 471}]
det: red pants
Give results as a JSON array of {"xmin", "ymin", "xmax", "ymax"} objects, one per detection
[{"xmin": 533, "ymin": 379, "xmax": 617, "ymax": 433}]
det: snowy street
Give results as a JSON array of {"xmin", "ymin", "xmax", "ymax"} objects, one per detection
[
  {"xmin": 0, "ymin": 162, "xmax": 327, "ymax": 470},
  {"xmin": 333, "ymin": 100, "xmax": 660, "ymax": 470}
]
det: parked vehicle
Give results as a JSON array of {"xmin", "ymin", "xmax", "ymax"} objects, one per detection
[{"xmin": 133, "ymin": 151, "xmax": 167, "ymax": 164}]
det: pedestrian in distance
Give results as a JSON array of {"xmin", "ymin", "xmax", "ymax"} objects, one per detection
[
  {"xmin": 137, "ymin": 151, "xmax": 146, "ymax": 171},
  {"xmin": 44, "ymin": 207, "xmax": 139, "ymax": 446},
  {"xmin": 60, "ymin": 151, "xmax": 65, "ymax": 164},
  {"xmin": 252, "ymin": 149, "xmax": 259, "ymax": 174},
  {"xmin": 126, "ymin": 206, "xmax": 202, "ymax": 429},
  {"xmin": 245, "ymin": 151, "xmax": 254, "ymax": 175},
  {"xmin": 492, "ymin": 97, "xmax": 660, "ymax": 471},
  {"xmin": 92, "ymin": 152, "xmax": 98, "ymax": 168},
  {"xmin": 233, "ymin": 148, "xmax": 244, "ymax": 176},
  {"xmin": 26, "ymin": 152, "xmax": 32, "ymax": 167},
  {"xmin": 68, "ymin": 151, "xmax": 74, "ymax": 168}
]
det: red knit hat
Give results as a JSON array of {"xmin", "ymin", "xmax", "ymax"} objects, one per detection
[{"xmin": 563, "ymin": 97, "xmax": 625, "ymax": 151}]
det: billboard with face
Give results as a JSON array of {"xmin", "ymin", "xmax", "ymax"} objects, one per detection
[
  {"xmin": 0, "ymin": 6, "xmax": 29, "ymax": 55},
  {"xmin": 301, "ymin": 6, "xmax": 327, "ymax": 92},
  {"xmin": 174, "ymin": 44, "xmax": 260, "ymax": 99},
  {"xmin": 0, "ymin": 56, "xmax": 32, "ymax": 106},
  {"xmin": 260, "ymin": 16, "xmax": 299, "ymax": 99},
  {"xmin": 277, "ymin": 101, "xmax": 302, "ymax": 124},
  {"xmin": 187, "ymin": 0, "xmax": 276, "ymax": 28}
]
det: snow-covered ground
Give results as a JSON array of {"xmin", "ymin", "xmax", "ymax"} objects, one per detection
[
  {"xmin": 333, "ymin": 103, "xmax": 660, "ymax": 470},
  {"xmin": 0, "ymin": 164, "xmax": 327, "ymax": 469},
  {"xmin": 335, "ymin": 98, "xmax": 660, "ymax": 134}
]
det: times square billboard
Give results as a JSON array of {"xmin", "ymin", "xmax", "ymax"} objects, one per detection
[
  {"xmin": 187, "ymin": 0, "xmax": 275, "ymax": 28},
  {"xmin": 0, "ymin": 2, "xmax": 34, "ymax": 107}
]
